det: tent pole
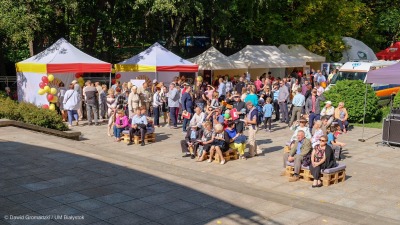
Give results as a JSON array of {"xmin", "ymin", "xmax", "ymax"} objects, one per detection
[
  {"xmin": 359, "ymin": 82, "xmax": 368, "ymax": 142},
  {"xmin": 109, "ymin": 72, "xmax": 112, "ymax": 88}
]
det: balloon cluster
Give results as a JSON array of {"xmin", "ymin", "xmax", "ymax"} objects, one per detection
[
  {"xmin": 224, "ymin": 109, "xmax": 231, "ymax": 120},
  {"xmin": 75, "ymin": 73, "xmax": 85, "ymax": 86},
  {"xmin": 112, "ymin": 73, "xmax": 121, "ymax": 84},
  {"xmin": 37, "ymin": 74, "xmax": 57, "ymax": 110}
]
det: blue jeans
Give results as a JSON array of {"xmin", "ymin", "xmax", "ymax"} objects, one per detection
[
  {"xmin": 113, "ymin": 125, "xmax": 124, "ymax": 138},
  {"xmin": 153, "ymin": 106, "xmax": 160, "ymax": 126},
  {"xmin": 337, "ymin": 120, "xmax": 349, "ymax": 131},
  {"xmin": 67, "ymin": 110, "xmax": 78, "ymax": 125},
  {"xmin": 182, "ymin": 110, "xmax": 193, "ymax": 132},
  {"xmin": 308, "ymin": 113, "xmax": 320, "ymax": 129}
]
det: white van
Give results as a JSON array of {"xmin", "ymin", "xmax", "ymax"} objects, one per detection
[{"xmin": 326, "ymin": 61, "xmax": 397, "ymax": 97}]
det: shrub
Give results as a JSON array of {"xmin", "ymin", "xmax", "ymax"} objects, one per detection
[
  {"xmin": 0, "ymin": 96, "xmax": 68, "ymax": 131},
  {"xmin": 394, "ymin": 91, "xmax": 400, "ymax": 108},
  {"xmin": 323, "ymin": 80, "xmax": 380, "ymax": 123}
]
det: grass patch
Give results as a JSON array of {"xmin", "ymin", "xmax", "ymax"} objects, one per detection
[{"xmin": 353, "ymin": 122, "xmax": 382, "ymax": 129}]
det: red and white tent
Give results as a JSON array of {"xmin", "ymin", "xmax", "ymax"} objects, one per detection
[
  {"xmin": 376, "ymin": 42, "xmax": 400, "ymax": 60},
  {"xmin": 16, "ymin": 38, "xmax": 111, "ymax": 106}
]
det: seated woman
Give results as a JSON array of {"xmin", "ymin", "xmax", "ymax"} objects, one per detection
[
  {"xmin": 290, "ymin": 118, "xmax": 312, "ymax": 143},
  {"xmin": 113, "ymin": 109, "xmax": 129, "ymax": 142},
  {"xmin": 180, "ymin": 123, "xmax": 202, "ymax": 159},
  {"xmin": 197, "ymin": 121, "xmax": 215, "ymax": 161},
  {"xmin": 128, "ymin": 107, "xmax": 147, "ymax": 146},
  {"xmin": 309, "ymin": 135, "xmax": 336, "ymax": 188},
  {"xmin": 334, "ymin": 102, "xmax": 349, "ymax": 133},
  {"xmin": 311, "ymin": 120, "xmax": 324, "ymax": 147},
  {"xmin": 208, "ymin": 123, "xmax": 230, "ymax": 165},
  {"xmin": 225, "ymin": 121, "xmax": 247, "ymax": 160},
  {"xmin": 320, "ymin": 101, "xmax": 335, "ymax": 127}
]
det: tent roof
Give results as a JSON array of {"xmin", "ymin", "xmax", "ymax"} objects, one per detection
[
  {"xmin": 115, "ymin": 42, "xmax": 198, "ymax": 72},
  {"xmin": 187, "ymin": 46, "xmax": 247, "ymax": 70},
  {"xmin": 376, "ymin": 42, "xmax": 400, "ymax": 60},
  {"xmin": 278, "ymin": 44, "xmax": 325, "ymax": 62},
  {"xmin": 16, "ymin": 38, "xmax": 111, "ymax": 73},
  {"xmin": 340, "ymin": 37, "xmax": 378, "ymax": 63},
  {"xmin": 367, "ymin": 62, "xmax": 400, "ymax": 84},
  {"xmin": 228, "ymin": 45, "xmax": 306, "ymax": 68}
]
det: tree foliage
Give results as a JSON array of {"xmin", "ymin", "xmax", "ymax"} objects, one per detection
[
  {"xmin": 0, "ymin": 0, "xmax": 399, "ymax": 76},
  {"xmin": 323, "ymin": 80, "xmax": 380, "ymax": 123}
]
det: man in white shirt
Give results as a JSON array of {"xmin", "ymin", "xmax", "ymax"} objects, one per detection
[{"xmin": 190, "ymin": 107, "xmax": 205, "ymax": 128}]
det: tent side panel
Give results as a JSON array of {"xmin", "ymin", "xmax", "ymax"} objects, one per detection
[
  {"xmin": 47, "ymin": 63, "xmax": 111, "ymax": 73},
  {"xmin": 17, "ymin": 72, "xmax": 48, "ymax": 106}
]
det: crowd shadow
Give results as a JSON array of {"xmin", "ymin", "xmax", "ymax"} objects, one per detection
[{"xmin": 0, "ymin": 140, "xmax": 283, "ymax": 225}]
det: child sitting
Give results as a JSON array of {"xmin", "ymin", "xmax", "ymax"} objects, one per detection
[{"xmin": 327, "ymin": 125, "xmax": 346, "ymax": 160}]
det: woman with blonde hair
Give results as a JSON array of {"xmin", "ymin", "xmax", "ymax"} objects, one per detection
[
  {"xmin": 334, "ymin": 102, "xmax": 349, "ymax": 133},
  {"xmin": 208, "ymin": 123, "xmax": 230, "ymax": 165}
]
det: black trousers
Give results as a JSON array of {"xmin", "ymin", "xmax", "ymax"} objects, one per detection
[
  {"xmin": 273, "ymin": 100, "xmax": 280, "ymax": 120},
  {"xmin": 180, "ymin": 140, "xmax": 199, "ymax": 154},
  {"xmin": 264, "ymin": 117, "xmax": 272, "ymax": 130},
  {"xmin": 309, "ymin": 163, "xmax": 322, "ymax": 180},
  {"xmin": 129, "ymin": 126, "xmax": 146, "ymax": 142}
]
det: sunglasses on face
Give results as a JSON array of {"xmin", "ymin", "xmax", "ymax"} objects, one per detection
[{"xmin": 319, "ymin": 139, "xmax": 327, "ymax": 142}]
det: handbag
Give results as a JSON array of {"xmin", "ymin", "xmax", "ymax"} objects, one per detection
[
  {"xmin": 234, "ymin": 135, "xmax": 247, "ymax": 144},
  {"xmin": 182, "ymin": 111, "xmax": 191, "ymax": 119},
  {"xmin": 213, "ymin": 139, "xmax": 226, "ymax": 149}
]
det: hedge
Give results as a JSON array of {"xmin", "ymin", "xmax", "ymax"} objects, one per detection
[
  {"xmin": 323, "ymin": 80, "xmax": 380, "ymax": 123},
  {"xmin": 394, "ymin": 91, "xmax": 400, "ymax": 108},
  {"xmin": 0, "ymin": 95, "xmax": 68, "ymax": 131}
]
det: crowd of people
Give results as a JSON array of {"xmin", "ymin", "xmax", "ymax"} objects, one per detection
[{"xmin": 59, "ymin": 69, "xmax": 349, "ymax": 185}]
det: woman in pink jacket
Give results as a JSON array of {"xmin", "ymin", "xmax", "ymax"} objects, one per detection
[{"xmin": 113, "ymin": 109, "xmax": 129, "ymax": 142}]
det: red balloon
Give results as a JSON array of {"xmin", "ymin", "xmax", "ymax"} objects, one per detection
[
  {"xmin": 47, "ymin": 94, "xmax": 54, "ymax": 101},
  {"xmin": 111, "ymin": 79, "xmax": 116, "ymax": 84},
  {"xmin": 116, "ymin": 73, "xmax": 121, "ymax": 79},
  {"xmin": 42, "ymin": 76, "xmax": 49, "ymax": 83},
  {"xmin": 75, "ymin": 73, "xmax": 81, "ymax": 78},
  {"xmin": 42, "ymin": 104, "xmax": 49, "ymax": 109},
  {"xmin": 39, "ymin": 82, "xmax": 46, "ymax": 89}
]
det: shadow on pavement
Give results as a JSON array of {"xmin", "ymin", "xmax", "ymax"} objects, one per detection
[{"xmin": 0, "ymin": 140, "xmax": 283, "ymax": 225}]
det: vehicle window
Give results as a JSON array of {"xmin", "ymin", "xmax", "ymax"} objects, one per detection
[{"xmin": 331, "ymin": 72, "xmax": 367, "ymax": 84}]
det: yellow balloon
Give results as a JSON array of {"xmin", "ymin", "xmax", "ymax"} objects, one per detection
[
  {"xmin": 48, "ymin": 74, "xmax": 54, "ymax": 82},
  {"xmin": 77, "ymin": 77, "xmax": 84, "ymax": 82},
  {"xmin": 196, "ymin": 76, "xmax": 203, "ymax": 82},
  {"xmin": 38, "ymin": 89, "xmax": 46, "ymax": 95},
  {"xmin": 50, "ymin": 96, "xmax": 58, "ymax": 103},
  {"xmin": 49, "ymin": 104, "xmax": 56, "ymax": 111},
  {"xmin": 44, "ymin": 86, "xmax": 51, "ymax": 93},
  {"xmin": 50, "ymin": 88, "xmax": 57, "ymax": 95}
]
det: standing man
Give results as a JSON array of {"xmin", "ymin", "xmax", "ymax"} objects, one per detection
[
  {"xmin": 217, "ymin": 77, "xmax": 226, "ymax": 99},
  {"xmin": 244, "ymin": 102, "xmax": 261, "ymax": 157},
  {"xmin": 181, "ymin": 84, "xmax": 194, "ymax": 133},
  {"xmin": 235, "ymin": 76, "xmax": 245, "ymax": 95},
  {"xmin": 138, "ymin": 82, "xmax": 152, "ymax": 116},
  {"xmin": 306, "ymin": 89, "xmax": 322, "ymax": 129},
  {"xmin": 289, "ymin": 87, "xmax": 305, "ymax": 126},
  {"xmin": 167, "ymin": 83, "xmax": 179, "ymax": 129},
  {"xmin": 272, "ymin": 83, "xmax": 280, "ymax": 121},
  {"xmin": 278, "ymin": 80, "xmax": 289, "ymax": 124},
  {"xmin": 83, "ymin": 80, "xmax": 99, "ymax": 125}
]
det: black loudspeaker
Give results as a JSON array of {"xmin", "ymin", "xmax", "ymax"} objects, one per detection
[{"xmin": 382, "ymin": 119, "xmax": 400, "ymax": 145}]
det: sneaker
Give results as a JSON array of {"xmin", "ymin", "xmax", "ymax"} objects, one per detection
[
  {"xmin": 127, "ymin": 142, "xmax": 133, "ymax": 146},
  {"xmin": 268, "ymin": 129, "xmax": 272, "ymax": 132},
  {"xmin": 207, "ymin": 159, "xmax": 212, "ymax": 163},
  {"xmin": 190, "ymin": 154, "xmax": 195, "ymax": 159},
  {"xmin": 141, "ymin": 142, "xmax": 145, "ymax": 146},
  {"xmin": 220, "ymin": 160, "xmax": 226, "ymax": 165},
  {"xmin": 289, "ymin": 176, "xmax": 300, "ymax": 182}
]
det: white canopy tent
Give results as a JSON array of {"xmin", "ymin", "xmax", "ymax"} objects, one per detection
[
  {"xmin": 16, "ymin": 38, "xmax": 111, "ymax": 106},
  {"xmin": 229, "ymin": 45, "xmax": 306, "ymax": 78},
  {"xmin": 278, "ymin": 44, "xmax": 325, "ymax": 62},
  {"xmin": 188, "ymin": 46, "xmax": 248, "ymax": 80},
  {"xmin": 340, "ymin": 37, "xmax": 378, "ymax": 63}
]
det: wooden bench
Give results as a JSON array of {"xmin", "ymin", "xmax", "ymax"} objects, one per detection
[
  {"xmin": 285, "ymin": 163, "xmax": 346, "ymax": 186},
  {"xmin": 207, "ymin": 149, "xmax": 239, "ymax": 163},
  {"xmin": 121, "ymin": 130, "xmax": 156, "ymax": 144}
]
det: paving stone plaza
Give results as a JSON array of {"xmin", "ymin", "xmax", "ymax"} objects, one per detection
[{"xmin": 1, "ymin": 122, "xmax": 400, "ymax": 225}]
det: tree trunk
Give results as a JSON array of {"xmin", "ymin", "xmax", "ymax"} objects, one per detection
[{"xmin": 166, "ymin": 16, "xmax": 184, "ymax": 49}]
